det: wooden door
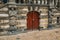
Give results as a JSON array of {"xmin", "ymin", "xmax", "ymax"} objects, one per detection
[{"xmin": 27, "ymin": 11, "xmax": 40, "ymax": 30}]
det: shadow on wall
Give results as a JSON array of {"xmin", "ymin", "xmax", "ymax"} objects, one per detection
[
  {"xmin": 2, "ymin": 0, "xmax": 8, "ymax": 3},
  {"xmin": 47, "ymin": 25, "xmax": 53, "ymax": 30}
]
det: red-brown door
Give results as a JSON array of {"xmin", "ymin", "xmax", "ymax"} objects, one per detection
[{"xmin": 27, "ymin": 11, "xmax": 40, "ymax": 30}]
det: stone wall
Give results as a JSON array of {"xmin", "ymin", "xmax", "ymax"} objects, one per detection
[
  {"xmin": 40, "ymin": 7, "xmax": 48, "ymax": 29},
  {"xmin": 16, "ymin": 6, "xmax": 48, "ymax": 29}
]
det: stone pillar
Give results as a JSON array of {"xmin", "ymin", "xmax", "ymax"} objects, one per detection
[{"xmin": 40, "ymin": 0, "xmax": 42, "ymax": 4}]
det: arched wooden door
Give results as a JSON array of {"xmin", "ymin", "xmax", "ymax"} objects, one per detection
[{"xmin": 27, "ymin": 11, "xmax": 40, "ymax": 30}]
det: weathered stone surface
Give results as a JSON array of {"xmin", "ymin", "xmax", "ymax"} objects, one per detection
[{"xmin": 0, "ymin": 28, "xmax": 60, "ymax": 40}]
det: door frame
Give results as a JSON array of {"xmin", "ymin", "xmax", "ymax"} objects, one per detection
[{"xmin": 27, "ymin": 11, "xmax": 40, "ymax": 30}]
